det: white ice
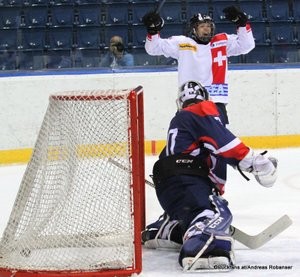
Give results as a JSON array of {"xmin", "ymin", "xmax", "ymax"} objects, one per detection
[{"xmin": 0, "ymin": 148, "xmax": 299, "ymax": 276}]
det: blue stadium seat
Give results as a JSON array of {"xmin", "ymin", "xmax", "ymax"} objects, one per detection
[
  {"xmin": 266, "ymin": 0, "xmax": 292, "ymax": 22},
  {"xmin": 1, "ymin": 0, "xmax": 23, "ymax": 6},
  {"xmin": 132, "ymin": 25, "xmax": 146, "ymax": 48},
  {"xmin": 50, "ymin": 0, "xmax": 74, "ymax": 5},
  {"xmin": 273, "ymin": 45, "xmax": 300, "ymax": 63},
  {"xmin": 0, "ymin": 7, "xmax": 22, "ymax": 28},
  {"xmin": 23, "ymin": 6, "xmax": 48, "ymax": 27},
  {"xmin": 293, "ymin": 0, "xmax": 300, "ymax": 22},
  {"xmin": 18, "ymin": 50, "xmax": 44, "ymax": 70},
  {"xmin": 46, "ymin": 49, "xmax": 72, "ymax": 69},
  {"xmin": 0, "ymin": 50, "xmax": 16, "ymax": 70},
  {"xmin": 20, "ymin": 28, "xmax": 46, "ymax": 50},
  {"xmin": 0, "ymin": 29, "xmax": 18, "ymax": 50},
  {"xmin": 244, "ymin": 45, "xmax": 272, "ymax": 63},
  {"xmin": 77, "ymin": 4, "xmax": 102, "ymax": 26},
  {"xmin": 104, "ymin": 3, "xmax": 128, "ymax": 25},
  {"xmin": 27, "ymin": 0, "xmax": 49, "ymax": 5},
  {"xmin": 161, "ymin": 23, "xmax": 185, "ymax": 38},
  {"xmin": 227, "ymin": 55, "xmax": 242, "ymax": 64},
  {"xmin": 249, "ymin": 22, "xmax": 270, "ymax": 45},
  {"xmin": 269, "ymin": 22, "xmax": 296, "ymax": 45},
  {"xmin": 131, "ymin": 48, "xmax": 157, "ymax": 66},
  {"xmin": 238, "ymin": 0, "xmax": 265, "ymax": 22},
  {"xmin": 77, "ymin": 0, "xmax": 99, "ymax": 4},
  {"xmin": 74, "ymin": 49, "xmax": 101, "ymax": 67},
  {"xmin": 132, "ymin": 2, "xmax": 154, "ymax": 25},
  {"xmin": 131, "ymin": 0, "xmax": 158, "ymax": 1},
  {"xmin": 160, "ymin": 1, "xmax": 183, "ymax": 24},
  {"xmin": 215, "ymin": 22, "xmax": 236, "ymax": 35},
  {"xmin": 186, "ymin": 1, "xmax": 211, "ymax": 19},
  {"xmin": 76, "ymin": 27, "xmax": 101, "ymax": 49},
  {"xmin": 157, "ymin": 55, "xmax": 178, "ymax": 66},
  {"xmin": 296, "ymin": 23, "xmax": 300, "ymax": 44},
  {"xmin": 211, "ymin": 0, "xmax": 237, "ymax": 23},
  {"xmin": 48, "ymin": 27, "xmax": 73, "ymax": 49},
  {"xmin": 50, "ymin": 5, "xmax": 74, "ymax": 27}
]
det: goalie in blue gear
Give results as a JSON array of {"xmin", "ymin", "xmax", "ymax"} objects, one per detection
[{"xmin": 142, "ymin": 81, "xmax": 278, "ymax": 271}]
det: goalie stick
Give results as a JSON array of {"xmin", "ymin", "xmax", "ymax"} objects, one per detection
[
  {"xmin": 229, "ymin": 215, "xmax": 292, "ymax": 249},
  {"xmin": 108, "ymin": 158, "xmax": 292, "ymax": 249}
]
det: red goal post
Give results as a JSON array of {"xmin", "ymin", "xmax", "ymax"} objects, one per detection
[{"xmin": 0, "ymin": 86, "xmax": 145, "ymax": 277}]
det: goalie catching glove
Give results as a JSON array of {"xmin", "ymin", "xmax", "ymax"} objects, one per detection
[
  {"xmin": 238, "ymin": 150, "xmax": 278, "ymax": 187},
  {"xmin": 223, "ymin": 6, "xmax": 248, "ymax": 27},
  {"xmin": 142, "ymin": 11, "xmax": 164, "ymax": 35}
]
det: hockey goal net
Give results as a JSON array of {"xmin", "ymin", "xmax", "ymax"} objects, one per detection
[{"xmin": 0, "ymin": 87, "xmax": 145, "ymax": 276}]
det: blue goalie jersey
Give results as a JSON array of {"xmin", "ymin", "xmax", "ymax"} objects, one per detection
[{"xmin": 162, "ymin": 100, "xmax": 250, "ymax": 194}]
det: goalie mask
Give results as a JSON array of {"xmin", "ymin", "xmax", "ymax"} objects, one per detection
[
  {"xmin": 177, "ymin": 81, "xmax": 209, "ymax": 109},
  {"xmin": 190, "ymin": 13, "xmax": 215, "ymax": 44}
]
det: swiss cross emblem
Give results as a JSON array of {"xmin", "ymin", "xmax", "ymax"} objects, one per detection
[{"xmin": 213, "ymin": 51, "xmax": 227, "ymax": 66}]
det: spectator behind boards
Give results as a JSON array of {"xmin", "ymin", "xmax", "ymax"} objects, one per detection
[{"xmin": 100, "ymin": 36, "xmax": 134, "ymax": 68}]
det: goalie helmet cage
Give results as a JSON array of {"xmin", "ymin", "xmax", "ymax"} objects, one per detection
[{"xmin": 0, "ymin": 86, "xmax": 145, "ymax": 277}]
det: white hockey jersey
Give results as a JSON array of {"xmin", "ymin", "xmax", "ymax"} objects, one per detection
[{"xmin": 145, "ymin": 24, "xmax": 255, "ymax": 104}]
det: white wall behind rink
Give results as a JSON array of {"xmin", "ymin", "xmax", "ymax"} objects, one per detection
[{"xmin": 0, "ymin": 67, "xmax": 299, "ymax": 151}]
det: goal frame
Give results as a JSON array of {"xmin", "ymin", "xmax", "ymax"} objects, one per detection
[{"xmin": 0, "ymin": 86, "xmax": 145, "ymax": 277}]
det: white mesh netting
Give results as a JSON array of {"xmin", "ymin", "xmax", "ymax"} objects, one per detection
[{"xmin": 0, "ymin": 89, "xmax": 140, "ymax": 272}]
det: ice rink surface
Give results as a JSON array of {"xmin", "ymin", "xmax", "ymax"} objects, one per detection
[{"xmin": 0, "ymin": 147, "xmax": 299, "ymax": 276}]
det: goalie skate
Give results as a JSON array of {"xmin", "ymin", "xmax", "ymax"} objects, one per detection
[
  {"xmin": 182, "ymin": 255, "xmax": 234, "ymax": 272},
  {"xmin": 143, "ymin": 237, "xmax": 181, "ymax": 250},
  {"xmin": 142, "ymin": 213, "xmax": 183, "ymax": 250}
]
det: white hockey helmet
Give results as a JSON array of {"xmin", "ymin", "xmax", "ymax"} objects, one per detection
[{"xmin": 177, "ymin": 81, "xmax": 209, "ymax": 109}]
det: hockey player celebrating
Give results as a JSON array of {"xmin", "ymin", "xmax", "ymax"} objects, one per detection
[
  {"xmin": 142, "ymin": 6, "xmax": 255, "ymax": 126},
  {"xmin": 143, "ymin": 5, "xmax": 255, "ymax": 216},
  {"xmin": 142, "ymin": 81, "xmax": 277, "ymax": 271}
]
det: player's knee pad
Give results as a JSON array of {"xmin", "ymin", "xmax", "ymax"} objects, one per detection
[{"xmin": 142, "ymin": 213, "xmax": 183, "ymax": 250}]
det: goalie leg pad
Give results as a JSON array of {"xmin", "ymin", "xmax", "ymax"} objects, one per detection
[{"xmin": 179, "ymin": 196, "xmax": 235, "ymax": 271}]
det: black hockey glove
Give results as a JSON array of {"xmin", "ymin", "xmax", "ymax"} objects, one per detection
[
  {"xmin": 223, "ymin": 6, "xmax": 248, "ymax": 27},
  {"xmin": 142, "ymin": 11, "xmax": 164, "ymax": 35}
]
